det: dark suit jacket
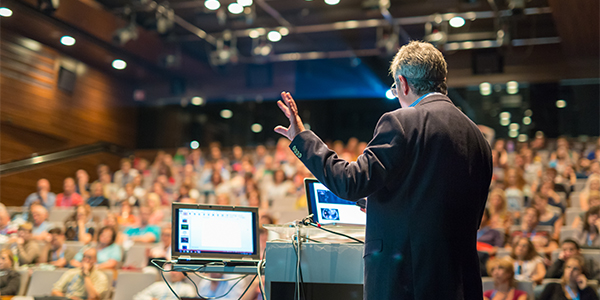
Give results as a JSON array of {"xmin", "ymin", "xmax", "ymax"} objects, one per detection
[{"xmin": 289, "ymin": 94, "xmax": 493, "ymax": 300}]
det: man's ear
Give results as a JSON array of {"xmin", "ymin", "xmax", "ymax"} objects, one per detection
[{"xmin": 398, "ymin": 75, "xmax": 410, "ymax": 96}]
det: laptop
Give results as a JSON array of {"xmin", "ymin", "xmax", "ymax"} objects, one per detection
[
  {"xmin": 171, "ymin": 203, "xmax": 260, "ymax": 266},
  {"xmin": 304, "ymin": 178, "xmax": 366, "ymax": 226}
]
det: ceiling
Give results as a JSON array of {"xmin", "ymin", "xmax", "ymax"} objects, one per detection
[{"xmin": 1, "ymin": 0, "xmax": 598, "ymax": 102}]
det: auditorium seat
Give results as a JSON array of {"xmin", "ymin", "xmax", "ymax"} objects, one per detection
[
  {"xmin": 510, "ymin": 225, "xmax": 554, "ymax": 235},
  {"xmin": 565, "ymin": 208, "xmax": 584, "ymax": 226},
  {"xmin": 559, "ymin": 228, "xmax": 580, "ymax": 243},
  {"xmin": 65, "ymin": 241, "xmax": 85, "ymax": 255},
  {"xmin": 26, "ymin": 269, "xmax": 68, "ymax": 297},
  {"xmin": 482, "ymin": 278, "xmax": 534, "ymax": 299},
  {"xmin": 112, "ymin": 271, "xmax": 158, "ymax": 300},
  {"xmin": 123, "ymin": 243, "xmax": 151, "ymax": 269},
  {"xmin": 17, "ymin": 268, "xmax": 29, "ymax": 295},
  {"xmin": 575, "ymin": 179, "xmax": 587, "ymax": 192},
  {"xmin": 551, "ymin": 249, "xmax": 600, "ymax": 265},
  {"xmin": 570, "ymin": 192, "xmax": 581, "ymax": 207},
  {"xmin": 496, "ymin": 248, "xmax": 511, "ymax": 258},
  {"xmin": 542, "ymin": 278, "xmax": 598, "ymax": 291},
  {"xmin": 48, "ymin": 208, "xmax": 74, "ymax": 223}
]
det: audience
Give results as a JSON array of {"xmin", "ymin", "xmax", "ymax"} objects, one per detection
[
  {"xmin": 23, "ymin": 178, "xmax": 56, "ymax": 210},
  {"xmin": 487, "ymin": 189, "xmax": 512, "ymax": 233},
  {"xmin": 64, "ymin": 204, "xmax": 96, "ymax": 244},
  {"xmin": 0, "ymin": 248, "xmax": 21, "ymax": 296},
  {"xmin": 71, "ymin": 226, "xmax": 122, "ymax": 270},
  {"xmin": 56, "ymin": 177, "xmax": 84, "ymax": 207},
  {"xmin": 483, "ymin": 257, "xmax": 528, "ymax": 300},
  {"xmin": 575, "ymin": 206, "xmax": 600, "ymax": 248},
  {"xmin": 29, "ymin": 204, "xmax": 51, "ymax": 241},
  {"xmin": 133, "ymin": 271, "xmax": 196, "ymax": 300},
  {"xmin": 76, "ymin": 169, "xmax": 91, "ymax": 200},
  {"xmin": 0, "ymin": 204, "xmax": 15, "ymax": 237},
  {"xmin": 539, "ymin": 255, "xmax": 599, "ymax": 300},
  {"xmin": 146, "ymin": 193, "xmax": 165, "ymax": 224},
  {"xmin": 478, "ymin": 208, "xmax": 504, "ymax": 254},
  {"xmin": 532, "ymin": 192, "xmax": 563, "ymax": 241},
  {"xmin": 87, "ymin": 181, "xmax": 110, "ymax": 207},
  {"xmin": 52, "ymin": 248, "xmax": 109, "ymax": 300},
  {"xmin": 580, "ymin": 175, "xmax": 600, "ymax": 211},
  {"xmin": 124, "ymin": 206, "xmax": 160, "ymax": 243},
  {"xmin": 510, "ymin": 237, "xmax": 546, "ymax": 284},
  {"xmin": 9, "ymin": 222, "xmax": 40, "ymax": 265},
  {"xmin": 39, "ymin": 227, "xmax": 76, "ymax": 268},
  {"xmin": 546, "ymin": 239, "xmax": 600, "ymax": 281},
  {"xmin": 114, "ymin": 158, "xmax": 140, "ymax": 188}
]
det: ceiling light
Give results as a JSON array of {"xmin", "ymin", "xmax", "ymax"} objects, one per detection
[
  {"xmin": 220, "ymin": 109, "xmax": 233, "ymax": 119},
  {"xmin": 278, "ymin": 27, "xmax": 289, "ymax": 36},
  {"xmin": 60, "ymin": 36, "xmax": 75, "ymax": 46},
  {"xmin": 238, "ymin": 0, "xmax": 252, "ymax": 7},
  {"xmin": 112, "ymin": 59, "xmax": 127, "ymax": 70},
  {"xmin": 523, "ymin": 116, "xmax": 531, "ymax": 125},
  {"xmin": 267, "ymin": 31, "xmax": 282, "ymax": 42},
  {"xmin": 228, "ymin": 3, "xmax": 243, "ymax": 14},
  {"xmin": 499, "ymin": 111, "xmax": 511, "ymax": 120},
  {"xmin": 524, "ymin": 109, "xmax": 532, "ymax": 117},
  {"xmin": 508, "ymin": 130, "xmax": 518, "ymax": 138},
  {"xmin": 0, "ymin": 7, "xmax": 13, "ymax": 17},
  {"xmin": 324, "ymin": 0, "xmax": 340, "ymax": 4},
  {"xmin": 190, "ymin": 141, "xmax": 200, "ymax": 149},
  {"xmin": 556, "ymin": 99, "xmax": 566, "ymax": 108},
  {"xmin": 518, "ymin": 134, "xmax": 528, "ymax": 142},
  {"xmin": 500, "ymin": 119, "xmax": 510, "ymax": 126},
  {"xmin": 251, "ymin": 123, "xmax": 263, "ymax": 133},
  {"xmin": 507, "ymin": 81, "xmax": 519, "ymax": 94},
  {"xmin": 509, "ymin": 123, "xmax": 520, "ymax": 131},
  {"xmin": 385, "ymin": 89, "xmax": 395, "ymax": 100},
  {"xmin": 191, "ymin": 97, "xmax": 204, "ymax": 106},
  {"xmin": 479, "ymin": 82, "xmax": 492, "ymax": 96},
  {"xmin": 249, "ymin": 29, "xmax": 260, "ymax": 38},
  {"xmin": 205, "ymin": 0, "xmax": 220, "ymax": 10},
  {"xmin": 449, "ymin": 16, "xmax": 465, "ymax": 28}
]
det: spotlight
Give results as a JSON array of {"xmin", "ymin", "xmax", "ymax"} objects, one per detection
[
  {"xmin": 517, "ymin": 134, "xmax": 528, "ymax": 142},
  {"xmin": 479, "ymin": 82, "xmax": 492, "ymax": 96},
  {"xmin": 205, "ymin": 0, "xmax": 220, "ymax": 10},
  {"xmin": 506, "ymin": 81, "xmax": 519, "ymax": 94},
  {"xmin": 523, "ymin": 116, "xmax": 531, "ymax": 125},
  {"xmin": 251, "ymin": 123, "xmax": 263, "ymax": 133},
  {"xmin": 191, "ymin": 97, "xmax": 204, "ymax": 106},
  {"xmin": 499, "ymin": 112, "xmax": 511, "ymax": 120},
  {"xmin": 238, "ymin": 0, "xmax": 252, "ymax": 7},
  {"xmin": 508, "ymin": 130, "xmax": 518, "ymax": 138},
  {"xmin": 278, "ymin": 27, "xmax": 289, "ymax": 36},
  {"xmin": 0, "ymin": 7, "xmax": 13, "ymax": 17},
  {"xmin": 190, "ymin": 140, "xmax": 200, "ymax": 149},
  {"xmin": 325, "ymin": 0, "xmax": 340, "ymax": 5},
  {"xmin": 500, "ymin": 119, "xmax": 510, "ymax": 126},
  {"xmin": 228, "ymin": 3, "xmax": 243, "ymax": 14},
  {"xmin": 449, "ymin": 16, "xmax": 465, "ymax": 28},
  {"xmin": 267, "ymin": 30, "xmax": 282, "ymax": 42},
  {"xmin": 249, "ymin": 30, "xmax": 260, "ymax": 39},
  {"xmin": 556, "ymin": 100, "xmax": 566, "ymax": 108},
  {"xmin": 385, "ymin": 89, "xmax": 395, "ymax": 100},
  {"xmin": 112, "ymin": 59, "xmax": 127, "ymax": 70},
  {"xmin": 220, "ymin": 109, "xmax": 233, "ymax": 119},
  {"xmin": 60, "ymin": 36, "xmax": 76, "ymax": 46}
]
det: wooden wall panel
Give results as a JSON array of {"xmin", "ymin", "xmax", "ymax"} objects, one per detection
[
  {"xmin": 0, "ymin": 29, "xmax": 137, "ymax": 163},
  {"xmin": 0, "ymin": 152, "xmax": 123, "ymax": 206}
]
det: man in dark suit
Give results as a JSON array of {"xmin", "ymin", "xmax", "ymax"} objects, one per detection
[{"xmin": 275, "ymin": 41, "xmax": 493, "ymax": 299}]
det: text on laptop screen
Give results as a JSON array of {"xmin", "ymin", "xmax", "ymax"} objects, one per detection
[
  {"xmin": 307, "ymin": 181, "xmax": 366, "ymax": 226},
  {"xmin": 178, "ymin": 208, "xmax": 255, "ymax": 255}
]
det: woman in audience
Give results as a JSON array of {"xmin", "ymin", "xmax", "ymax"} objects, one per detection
[
  {"xmin": 265, "ymin": 169, "xmax": 294, "ymax": 207},
  {"xmin": 118, "ymin": 183, "xmax": 141, "ymax": 207},
  {"xmin": 64, "ymin": 204, "xmax": 95, "ymax": 244},
  {"xmin": 116, "ymin": 200, "xmax": 138, "ymax": 226},
  {"xmin": 504, "ymin": 168, "xmax": 528, "ymax": 219},
  {"xmin": 580, "ymin": 174, "xmax": 600, "ymax": 211},
  {"xmin": 71, "ymin": 226, "xmax": 122, "ymax": 270},
  {"xmin": 483, "ymin": 257, "xmax": 528, "ymax": 300},
  {"xmin": 510, "ymin": 237, "xmax": 546, "ymax": 284},
  {"xmin": 488, "ymin": 188, "xmax": 512, "ymax": 233},
  {"xmin": 539, "ymin": 181, "xmax": 566, "ymax": 214},
  {"xmin": 572, "ymin": 191, "xmax": 600, "ymax": 228},
  {"xmin": 575, "ymin": 206, "xmax": 600, "ymax": 248},
  {"xmin": 0, "ymin": 248, "xmax": 20, "ymax": 295},
  {"xmin": 103, "ymin": 213, "xmax": 125, "ymax": 245},
  {"xmin": 532, "ymin": 192, "xmax": 563, "ymax": 241},
  {"xmin": 539, "ymin": 255, "xmax": 599, "ymax": 300},
  {"xmin": 146, "ymin": 193, "xmax": 164, "ymax": 225}
]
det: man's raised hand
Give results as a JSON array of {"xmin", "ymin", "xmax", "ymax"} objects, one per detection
[{"xmin": 274, "ymin": 91, "xmax": 306, "ymax": 141}]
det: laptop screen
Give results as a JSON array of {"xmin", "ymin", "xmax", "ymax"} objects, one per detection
[
  {"xmin": 304, "ymin": 179, "xmax": 366, "ymax": 226},
  {"xmin": 172, "ymin": 203, "xmax": 259, "ymax": 261}
]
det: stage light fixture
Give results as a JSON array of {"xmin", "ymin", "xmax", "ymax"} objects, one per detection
[
  {"xmin": 0, "ymin": 7, "xmax": 13, "ymax": 17},
  {"xmin": 228, "ymin": 3, "xmax": 243, "ymax": 14},
  {"xmin": 507, "ymin": 81, "xmax": 519, "ymax": 94},
  {"xmin": 251, "ymin": 123, "xmax": 263, "ymax": 133},
  {"xmin": 509, "ymin": 123, "xmax": 520, "ymax": 131},
  {"xmin": 191, "ymin": 97, "xmax": 204, "ymax": 106},
  {"xmin": 60, "ymin": 36, "xmax": 75, "ymax": 46},
  {"xmin": 249, "ymin": 29, "xmax": 260, "ymax": 38},
  {"xmin": 518, "ymin": 134, "xmax": 528, "ymax": 142},
  {"xmin": 324, "ymin": 0, "xmax": 340, "ymax": 5},
  {"xmin": 112, "ymin": 59, "xmax": 127, "ymax": 70},
  {"xmin": 524, "ymin": 109, "xmax": 532, "ymax": 117},
  {"xmin": 500, "ymin": 119, "xmax": 510, "ymax": 126},
  {"xmin": 523, "ymin": 116, "xmax": 531, "ymax": 125},
  {"xmin": 385, "ymin": 89, "xmax": 395, "ymax": 100},
  {"xmin": 479, "ymin": 82, "xmax": 492, "ymax": 96},
  {"xmin": 238, "ymin": 0, "xmax": 252, "ymax": 7},
  {"xmin": 508, "ymin": 129, "xmax": 518, "ymax": 138},
  {"xmin": 190, "ymin": 141, "xmax": 200, "ymax": 149},
  {"xmin": 205, "ymin": 0, "xmax": 220, "ymax": 10},
  {"xmin": 279, "ymin": 27, "xmax": 289, "ymax": 36},
  {"xmin": 220, "ymin": 109, "xmax": 233, "ymax": 119},
  {"xmin": 556, "ymin": 100, "xmax": 566, "ymax": 108},
  {"xmin": 267, "ymin": 30, "xmax": 281, "ymax": 42},
  {"xmin": 499, "ymin": 112, "xmax": 511, "ymax": 120},
  {"xmin": 449, "ymin": 16, "xmax": 465, "ymax": 28}
]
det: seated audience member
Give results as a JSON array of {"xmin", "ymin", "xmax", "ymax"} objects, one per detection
[
  {"xmin": 539, "ymin": 181, "xmax": 566, "ymax": 214},
  {"xmin": 148, "ymin": 226, "xmax": 172, "ymax": 263},
  {"xmin": 56, "ymin": 177, "xmax": 84, "ymax": 207},
  {"xmin": 87, "ymin": 182, "xmax": 110, "ymax": 207},
  {"xmin": 197, "ymin": 273, "xmax": 245, "ymax": 300},
  {"xmin": 0, "ymin": 248, "xmax": 20, "ymax": 296},
  {"xmin": 99, "ymin": 172, "xmax": 119, "ymax": 206},
  {"xmin": 539, "ymin": 256, "xmax": 600, "ymax": 300},
  {"xmin": 0, "ymin": 204, "xmax": 16, "ymax": 237},
  {"xmin": 23, "ymin": 178, "xmax": 56, "ymax": 210},
  {"xmin": 483, "ymin": 257, "xmax": 528, "ymax": 300},
  {"xmin": 504, "ymin": 168, "xmax": 528, "ymax": 215},
  {"xmin": 132, "ymin": 174, "xmax": 148, "ymax": 199},
  {"xmin": 71, "ymin": 226, "xmax": 122, "ymax": 270},
  {"xmin": 532, "ymin": 192, "xmax": 563, "ymax": 241},
  {"xmin": 29, "ymin": 204, "xmax": 52, "ymax": 241},
  {"xmin": 546, "ymin": 239, "xmax": 600, "ymax": 281},
  {"xmin": 125, "ymin": 206, "xmax": 160, "ymax": 243},
  {"xmin": 575, "ymin": 206, "xmax": 600, "ymax": 248},
  {"xmin": 118, "ymin": 183, "xmax": 141, "ymax": 207},
  {"xmin": 114, "ymin": 158, "xmax": 140, "ymax": 188},
  {"xmin": 65, "ymin": 204, "xmax": 95, "ymax": 244},
  {"xmin": 573, "ymin": 192, "xmax": 600, "ymax": 228},
  {"xmin": 478, "ymin": 208, "xmax": 505, "ymax": 253},
  {"xmin": 103, "ymin": 212, "xmax": 125, "ymax": 245},
  {"xmin": 133, "ymin": 271, "xmax": 196, "ymax": 300},
  {"xmin": 509, "ymin": 207, "xmax": 557, "ymax": 256},
  {"xmin": 76, "ymin": 169, "xmax": 91, "ymax": 200},
  {"xmin": 8, "ymin": 222, "xmax": 40, "ymax": 265},
  {"xmin": 146, "ymin": 193, "xmax": 165, "ymax": 224},
  {"xmin": 216, "ymin": 193, "xmax": 231, "ymax": 205},
  {"xmin": 52, "ymin": 248, "xmax": 109, "ymax": 300},
  {"xmin": 580, "ymin": 175, "xmax": 600, "ymax": 211},
  {"xmin": 117, "ymin": 200, "xmax": 138, "ymax": 226},
  {"xmin": 510, "ymin": 237, "xmax": 546, "ymax": 284},
  {"xmin": 39, "ymin": 227, "xmax": 76, "ymax": 268}
]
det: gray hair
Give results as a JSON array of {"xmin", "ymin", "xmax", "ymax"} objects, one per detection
[{"xmin": 389, "ymin": 41, "xmax": 448, "ymax": 96}]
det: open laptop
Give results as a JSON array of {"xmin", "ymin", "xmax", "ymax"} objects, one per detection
[
  {"xmin": 304, "ymin": 178, "xmax": 366, "ymax": 226},
  {"xmin": 171, "ymin": 203, "xmax": 260, "ymax": 266}
]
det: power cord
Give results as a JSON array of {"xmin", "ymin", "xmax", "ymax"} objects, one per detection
[{"xmin": 301, "ymin": 215, "xmax": 364, "ymax": 244}]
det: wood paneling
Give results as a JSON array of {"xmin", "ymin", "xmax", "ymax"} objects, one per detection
[
  {"xmin": 0, "ymin": 152, "xmax": 123, "ymax": 206},
  {"xmin": 0, "ymin": 29, "xmax": 137, "ymax": 163}
]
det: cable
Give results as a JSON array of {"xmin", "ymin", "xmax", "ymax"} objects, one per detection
[
  {"xmin": 184, "ymin": 272, "xmax": 201, "ymax": 299},
  {"xmin": 305, "ymin": 221, "xmax": 364, "ymax": 244},
  {"xmin": 291, "ymin": 236, "xmax": 307, "ymax": 300},
  {"xmin": 236, "ymin": 274, "xmax": 258, "ymax": 300},
  {"xmin": 294, "ymin": 222, "xmax": 301, "ymax": 300},
  {"xmin": 257, "ymin": 259, "xmax": 267, "ymax": 300},
  {"xmin": 160, "ymin": 266, "xmax": 181, "ymax": 300}
]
